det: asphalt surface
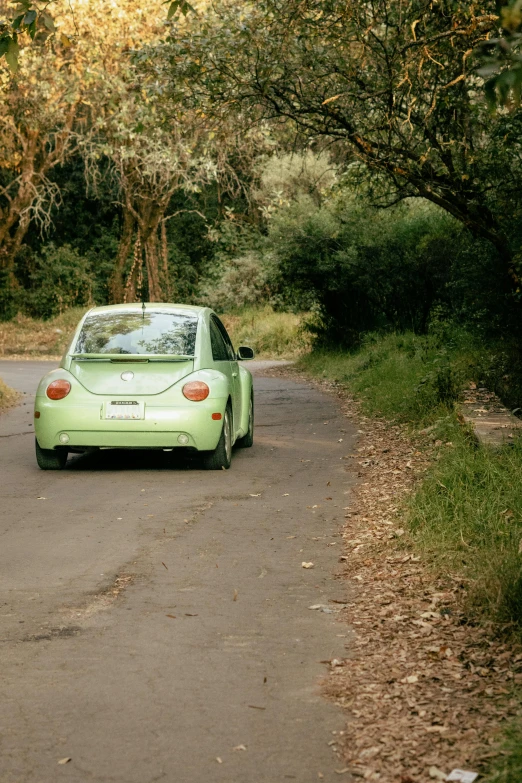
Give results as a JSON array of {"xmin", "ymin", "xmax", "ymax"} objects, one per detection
[{"xmin": 0, "ymin": 360, "xmax": 357, "ymax": 783}]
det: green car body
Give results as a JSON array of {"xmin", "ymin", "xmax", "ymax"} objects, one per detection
[{"xmin": 34, "ymin": 303, "xmax": 254, "ymax": 469}]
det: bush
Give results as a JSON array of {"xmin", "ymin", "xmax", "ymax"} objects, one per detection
[
  {"xmin": 198, "ymin": 251, "xmax": 272, "ymax": 312},
  {"xmin": 268, "ymin": 194, "xmax": 519, "ymax": 346},
  {"xmin": 25, "ymin": 245, "xmax": 94, "ymax": 319}
]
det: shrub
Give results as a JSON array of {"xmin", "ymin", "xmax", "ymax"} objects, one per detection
[
  {"xmin": 25, "ymin": 245, "xmax": 94, "ymax": 319},
  {"xmin": 198, "ymin": 251, "xmax": 272, "ymax": 312},
  {"xmin": 268, "ymin": 194, "xmax": 519, "ymax": 346}
]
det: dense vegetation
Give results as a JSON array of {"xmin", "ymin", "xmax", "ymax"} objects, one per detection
[{"xmin": 0, "ymin": 1, "xmax": 521, "ymax": 361}]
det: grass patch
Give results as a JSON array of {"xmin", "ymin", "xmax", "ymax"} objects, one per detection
[
  {"xmin": 0, "ymin": 308, "xmax": 88, "ymax": 357},
  {"xmin": 0, "ymin": 376, "xmax": 20, "ymax": 412},
  {"xmin": 301, "ymin": 330, "xmax": 473, "ymax": 426},
  {"xmin": 485, "ymin": 721, "xmax": 522, "ymax": 783},
  {"xmin": 408, "ymin": 425, "xmax": 522, "ymax": 625},
  {"xmin": 221, "ymin": 306, "xmax": 310, "ymax": 358}
]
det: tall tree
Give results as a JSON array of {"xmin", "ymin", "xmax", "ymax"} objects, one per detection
[
  {"xmin": 0, "ymin": 36, "xmax": 80, "ymax": 284},
  {"xmin": 0, "ymin": 0, "xmax": 171, "ymax": 297},
  {"xmin": 83, "ymin": 75, "xmax": 214, "ymax": 303},
  {"xmin": 158, "ymin": 0, "xmax": 522, "ymax": 284}
]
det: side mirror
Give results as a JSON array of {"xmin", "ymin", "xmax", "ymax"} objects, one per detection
[{"xmin": 237, "ymin": 346, "xmax": 255, "ymax": 360}]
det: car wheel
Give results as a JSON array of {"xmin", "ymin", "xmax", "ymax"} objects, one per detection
[
  {"xmin": 201, "ymin": 406, "xmax": 232, "ymax": 470},
  {"xmin": 35, "ymin": 438, "xmax": 68, "ymax": 470},
  {"xmin": 236, "ymin": 394, "xmax": 254, "ymax": 448}
]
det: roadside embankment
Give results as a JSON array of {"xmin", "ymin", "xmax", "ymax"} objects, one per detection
[
  {"xmin": 0, "ymin": 305, "xmax": 308, "ymax": 361},
  {"xmin": 297, "ymin": 330, "xmax": 522, "ymax": 782}
]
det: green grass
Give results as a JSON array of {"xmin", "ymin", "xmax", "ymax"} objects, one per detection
[
  {"xmin": 301, "ymin": 330, "xmax": 473, "ymax": 426},
  {"xmin": 409, "ymin": 426, "xmax": 522, "ymax": 624},
  {"xmin": 222, "ymin": 306, "xmax": 310, "ymax": 358},
  {"xmin": 484, "ymin": 722, "xmax": 522, "ymax": 783}
]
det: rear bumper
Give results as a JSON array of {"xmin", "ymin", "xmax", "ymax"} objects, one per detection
[{"xmin": 34, "ymin": 396, "xmax": 226, "ymax": 451}]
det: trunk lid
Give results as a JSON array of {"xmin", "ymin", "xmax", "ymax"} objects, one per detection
[{"xmin": 70, "ymin": 357, "xmax": 194, "ymax": 396}]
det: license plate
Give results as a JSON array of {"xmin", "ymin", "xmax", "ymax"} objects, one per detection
[{"xmin": 105, "ymin": 401, "xmax": 144, "ymax": 420}]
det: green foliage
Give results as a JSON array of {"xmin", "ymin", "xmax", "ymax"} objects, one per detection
[
  {"xmin": 25, "ymin": 244, "xmax": 94, "ymax": 319},
  {"xmin": 158, "ymin": 0, "xmax": 521, "ymax": 276},
  {"xmin": 267, "ymin": 195, "xmax": 512, "ymax": 346},
  {"xmin": 0, "ymin": 268, "xmax": 19, "ymax": 321},
  {"xmin": 198, "ymin": 250, "xmax": 271, "ymax": 313}
]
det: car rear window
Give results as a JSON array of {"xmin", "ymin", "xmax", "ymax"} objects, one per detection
[{"xmin": 74, "ymin": 311, "xmax": 198, "ymax": 356}]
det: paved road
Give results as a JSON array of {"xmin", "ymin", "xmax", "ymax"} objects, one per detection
[{"xmin": 0, "ymin": 360, "xmax": 356, "ymax": 783}]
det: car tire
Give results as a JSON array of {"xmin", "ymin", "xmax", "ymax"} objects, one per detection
[
  {"xmin": 201, "ymin": 406, "xmax": 232, "ymax": 470},
  {"xmin": 236, "ymin": 394, "xmax": 254, "ymax": 448},
  {"xmin": 35, "ymin": 438, "xmax": 68, "ymax": 470}
]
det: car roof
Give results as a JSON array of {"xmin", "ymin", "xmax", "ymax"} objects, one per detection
[{"xmin": 85, "ymin": 303, "xmax": 208, "ymax": 316}]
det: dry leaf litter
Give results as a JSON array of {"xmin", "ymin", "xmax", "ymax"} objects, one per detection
[{"xmin": 265, "ymin": 365, "xmax": 522, "ymax": 783}]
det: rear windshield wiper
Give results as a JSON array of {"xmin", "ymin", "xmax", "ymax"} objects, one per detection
[{"xmin": 70, "ymin": 353, "xmax": 195, "ymax": 363}]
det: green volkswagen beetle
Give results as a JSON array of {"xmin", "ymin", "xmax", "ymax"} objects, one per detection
[{"xmin": 34, "ymin": 303, "xmax": 255, "ymax": 470}]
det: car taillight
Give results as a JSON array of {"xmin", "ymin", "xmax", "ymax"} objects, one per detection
[
  {"xmin": 182, "ymin": 381, "xmax": 210, "ymax": 401},
  {"xmin": 46, "ymin": 380, "xmax": 71, "ymax": 400}
]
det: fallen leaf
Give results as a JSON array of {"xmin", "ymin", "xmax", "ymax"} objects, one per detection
[
  {"xmin": 166, "ymin": 614, "xmax": 176, "ymax": 619},
  {"xmin": 58, "ymin": 758, "xmax": 71, "ymax": 765},
  {"xmin": 232, "ymin": 744, "xmax": 247, "ymax": 751},
  {"xmin": 216, "ymin": 757, "xmax": 223, "ymax": 764},
  {"xmin": 185, "ymin": 613, "xmax": 198, "ymax": 616},
  {"xmin": 161, "ymin": 562, "xmax": 168, "ymax": 570},
  {"xmin": 233, "ymin": 589, "xmax": 238, "ymax": 601},
  {"xmin": 37, "ymin": 497, "xmax": 47, "ymax": 500},
  {"xmin": 334, "ymin": 769, "xmax": 350, "ymax": 775},
  {"xmin": 248, "ymin": 704, "xmax": 266, "ymax": 710},
  {"xmin": 283, "ymin": 493, "xmax": 290, "ymax": 496},
  {"xmin": 302, "ymin": 562, "xmax": 315, "ymax": 569},
  {"xmin": 249, "ymin": 493, "xmax": 261, "ymax": 497}
]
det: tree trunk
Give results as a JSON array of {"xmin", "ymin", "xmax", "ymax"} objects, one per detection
[
  {"xmin": 110, "ymin": 209, "xmax": 135, "ymax": 303},
  {"xmin": 160, "ymin": 220, "xmax": 172, "ymax": 301},
  {"xmin": 143, "ymin": 231, "xmax": 163, "ymax": 302},
  {"xmin": 124, "ymin": 232, "xmax": 143, "ymax": 304}
]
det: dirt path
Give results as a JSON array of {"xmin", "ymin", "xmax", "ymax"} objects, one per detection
[{"xmin": 0, "ymin": 360, "xmax": 357, "ymax": 783}]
